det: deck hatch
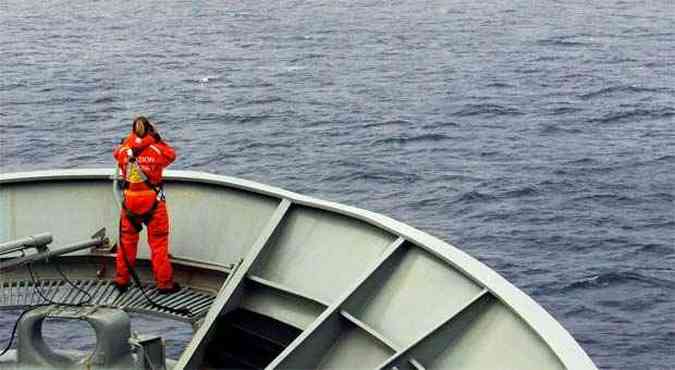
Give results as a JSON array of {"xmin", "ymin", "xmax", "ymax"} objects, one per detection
[{"xmin": 201, "ymin": 308, "xmax": 302, "ymax": 370}]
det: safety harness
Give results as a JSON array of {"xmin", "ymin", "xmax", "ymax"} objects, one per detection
[{"xmin": 121, "ymin": 160, "xmax": 165, "ymax": 232}]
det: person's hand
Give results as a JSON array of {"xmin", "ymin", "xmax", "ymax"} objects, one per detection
[{"xmin": 126, "ymin": 148, "xmax": 136, "ymax": 162}]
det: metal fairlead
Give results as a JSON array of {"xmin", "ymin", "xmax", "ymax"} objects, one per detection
[{"xmin": 15, "ymin": 305, "xmax": 144, "ymax": 370}]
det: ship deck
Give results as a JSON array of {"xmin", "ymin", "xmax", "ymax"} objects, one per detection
[{"xmin": 0, "ymin": 169, "xmax": 598, "ymax": 369}]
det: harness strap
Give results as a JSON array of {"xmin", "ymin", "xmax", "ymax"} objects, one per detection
[
  {"xmin": 123, "ymin": 199, "xmax": 160, "ymax": 233},
  {"xmin": 121, "ymin": 180, "xmax": 165, "ymax": 232},
  {"xmin": 121, "ymin": 160, "xmax": 165, "ymax": 232}
]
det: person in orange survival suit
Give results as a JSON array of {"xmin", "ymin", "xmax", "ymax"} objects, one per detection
[{"xmin": 113, "ymin": 116, "xmax": 180, "ymax": 294}]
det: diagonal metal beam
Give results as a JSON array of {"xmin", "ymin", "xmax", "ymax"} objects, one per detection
[
  {"xmin": 174, "ymin": 198, "xmax": 292, "ymax": 370},
  {"xmin": 376, "ymin": 289, "xmax": 491, "ymax": 369},
  {"xmin": 340, "ymin": 310, "xmax": 401, "ymax": 352},
  {"xmin": 266, "ymin": 236, "xmax": 406, "ymax": 369}
]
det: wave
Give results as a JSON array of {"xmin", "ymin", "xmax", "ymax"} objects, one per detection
[
  {"xmin": 195, "ymin": 75, "xmax": 220, "ymax": 83},
  {"xmin": 69, "ymin": 153, "xmax": 98, "ymax": 162},
  {"xmin": 452, "ymin": 190, "xmax": 498, "ymax": 204},
  {"xmin": 289, "ymin": 53, "xmax": 324, "ymax": 63},
  {"xmin": 536, "ymin": 178, "xmax": 578, "ymax": 190},
  {"xmin": 561, "ymin": 305, "xmax": 626, "ymax": 324},
  {"xmin": 319, "ymin": 168, "xmax": 420, "ymax": 185},
  {"xmin": 579, "ymin": 85, "xmax": 669, "ymax": 100},
  {"xmin": 532, "ymin": 55, "xmax": 560, "ymax": 62},
  {"xmin": 92, "ymin": 96, "xmax": 117, "ymax": 104},
  {"xmin": 618, "ymin": 31, "xmax": 675, "ymax": 40},
  {"xmin": 434, "ymin": 174, "xmax": 482, "ymax": 183},
  {"xmin": 453, "ymin": 103, "xmax": 523, "ymax": 117},
  {"xmin": 621, "ymin": 220, "xmax": 675, "ymax": 231},
  {"xmin": 195, "ymin": 112, "xmax": 273, "ymax": 125},
  {"xmin": 239, "ymin": 97, "xmax": 284, "ymax": 107},
  {"xmin": 563, "ymin": 158, "xmax": 599, "ymax": 166},
  {"xmin": 535, "ymin": 35, "xmax": 596, "ymax": 47},
  {"xmin": 484, "ymin": 82, "xmax": 513, "ymax": 89},
  {"xmin": 571, "ymin": 193, "xmax": 639, "ymax": 205},
  {"xmin": 498, "ymin": 185, "xmax": 539, "ymax": 199},
  {"xmin": 632, "ymin": 243, "xmax": 674, "ymax": 256},
  {"xmin": 645, "ymin": 192, "xmax": 674, "ymax": 203},
  {"xmin": 408, "ymin": 197, "xmax": 444, "ymax": 208},
  {"xmin": 361, "ymin": 119, "xmax": 414, "ymax": 129},
  {"xmin": 226, "ymin": 136, "xmax": 294, "ymax": 151},
  {"xmin": 588, "ymin": 108, "xmax": 674, "ymax": 124},
  {"xmin": 421, "ymin": 121, "xmax": 459, "ymax": 129},
  {"xmin": 561, "ymin": 271, "xmax": 674, "ymax": 292},
  {"xmin": 644, "ymin": 60, "xmax": 675, "ymax": 68},
  {"xmin": 172, "ymin": 52, "xmax": 200, "ymax": 58},
  {"xmin": 479, "ymin": 151, "xmax": 500, "ymax": 157},
  {"xmin": 232, "ymin": 114, "xmax": 273, "ymax": 124},
  {"xmin": 371, "ymin": 133, "xmax": 453, "ymax": 146},
  {"xmin": 654, "ymin": 154, "xmax": 675, "ymax": 162},
  {"xmin": 539, "ymin": 124, "xmax": 583, "ymax": 135},
  {"xmin": 545, "ymin": 106, "xmax": 583, "ymax": 115}
]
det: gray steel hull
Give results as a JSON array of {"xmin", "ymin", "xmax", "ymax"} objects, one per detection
[{"xmin": 0, "ymin": 169, "xmax": 597, "ymax": 369}]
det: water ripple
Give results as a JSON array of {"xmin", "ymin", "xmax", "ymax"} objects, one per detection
[{"xmin": 1, "ymin": 1, "xmax": 672, "ymax": 368}]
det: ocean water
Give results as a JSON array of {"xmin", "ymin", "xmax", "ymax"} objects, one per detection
[{"xmin": 1, "ymin": 0, "xmax": 673, "ymax": 369}]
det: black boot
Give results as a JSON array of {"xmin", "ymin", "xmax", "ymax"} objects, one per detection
[{"xmin": 114, "ymin": 281, "xmax": 129, "ymax": 294}]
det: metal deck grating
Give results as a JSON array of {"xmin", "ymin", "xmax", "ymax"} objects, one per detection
[{"xmin": 0, "ymin": 279, "xmax": 216, "ymax": 321}]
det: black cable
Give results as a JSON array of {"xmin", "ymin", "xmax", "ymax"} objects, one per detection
[
  {"xmin": 1, "ymin": 263, "xmax": 91, "ymax": 359},
  {"xmin": 26, "ymin": 263, "xmax": 56, "ymax": 304},
  {"xmin": 123, "ymin": 262, "xmax": 192, "ymax": 316},
  {"xmin": 117, "ymin": 231, "xmax": 191, "ymax": 317},
  {"xmin": 113, "ymin": 172, "xmax": 191, "ymax": 316},
  {"xmin": 26, "ymin": 263, "xmax": 89, "ymax": 308},
  {"xmin": 53, "ymin": 261, "xmax": 92, "ymax": 305},
  {"xmin": 0, "ymin": 305, "xmax": 50, "ymax": 358},
  {"xmin": 117, "ymin": 245, "xmax": 192, "ymax": 316}
]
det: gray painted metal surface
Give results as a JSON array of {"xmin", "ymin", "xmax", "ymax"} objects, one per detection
[
  {"xmin": 0, "ymin": 169, "xmax": 598, "ymax": 369},
  {"xmin": 0, "ymin": 233, "xmax": 52, "ymax": 256}
]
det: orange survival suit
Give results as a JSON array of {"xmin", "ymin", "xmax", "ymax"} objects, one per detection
[{"xmin": 113, "ymin": 132, "xmax": 177, "ymax": 289}]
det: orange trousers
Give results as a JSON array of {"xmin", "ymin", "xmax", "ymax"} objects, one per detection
[{"xmin": 115, "ymin": 200, "xmax": 174, "ymax": 289}]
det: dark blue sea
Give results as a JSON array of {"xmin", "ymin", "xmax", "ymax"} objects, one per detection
[{"xmin": 1, "ymin": 0, "xmax": 673, "ymax": 369}]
